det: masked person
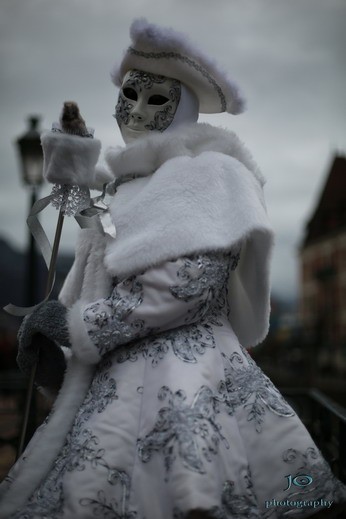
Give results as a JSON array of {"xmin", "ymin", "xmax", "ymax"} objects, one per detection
[{"xmin": 1, "ymin": 19, "xmax": 345, "ymax": 519}]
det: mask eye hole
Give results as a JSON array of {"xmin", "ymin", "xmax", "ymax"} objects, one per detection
[
  {"xmin": 148, "ymin": 94, "xmax": 169, "ymax": 106},
  {"xmin": 123, "ymin": 87, "xmax": 137, "ymax": 101}
]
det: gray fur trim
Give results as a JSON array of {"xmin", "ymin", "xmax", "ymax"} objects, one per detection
[{"xmin": 17, "ymin": 300, "xmax": 70, "ymax": 376}]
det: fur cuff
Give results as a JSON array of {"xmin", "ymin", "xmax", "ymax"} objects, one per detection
[
  {"xmin": 41, "ymin": 132, "xmax": 101, "ymax": 187},
  {"xmin": 67, "ymin": 302, "xmax": 101, "ymax": 365}
]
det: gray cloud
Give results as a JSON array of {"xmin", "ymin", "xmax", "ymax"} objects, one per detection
[{"xmin": 1, "ymin": 0, "xmax": 345, "ymax": 300}]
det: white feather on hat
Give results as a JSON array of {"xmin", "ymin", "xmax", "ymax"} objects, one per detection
[{"xmin": 111, "ymin": 18, "xmax": 245, "ymax": 115}]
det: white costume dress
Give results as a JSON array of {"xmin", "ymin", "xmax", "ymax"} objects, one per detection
[{"xmin": 1, "ymin": 123, "xmax": 345, "ymax": 519}]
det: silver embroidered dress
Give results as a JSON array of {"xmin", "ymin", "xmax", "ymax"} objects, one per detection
[
  {"xmin": 4, "ymin": 248, "xmax": 346, "ymax": 518},
  {"xmin": 2, "ymin": 123, "xmax": 346, "ymax": 518}
]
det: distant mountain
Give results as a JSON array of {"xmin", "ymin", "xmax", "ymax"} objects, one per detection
[{"xmin": 0, "ymin": 237, "xmax": 74, "ymax": 313}]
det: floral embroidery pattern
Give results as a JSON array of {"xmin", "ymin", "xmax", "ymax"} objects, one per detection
[
  {"xmin": 117, "ymin": 323, "xmax": 215, "ymax": 366},
  {"xmin": 171, "ymin": 252, "xmax": 240, "ymax": 301},
  {"xmin": 81, "ymin": 366, "xmax": 118, "ymax": 417},
  {"xmin": 218, "ymin": 349, "xmax": 295, "ymax": 433},
  {"xmin": 80, "ymin": 489, "xmax": 137, "ymax": 519},
  {"xmin": 83, "ymin": 276, "xmax": 146, "ymax": 357},
  {"xmin": 170, "ymin": 253, "xmax": 231, "ymax": 324},
  {"xmin": 211, "ymin": 474, "xmax": 259, "ymax": 519},
  {"xmin": 153, "ymin": 324, "xmax": 216, "ymax": 364},
  {"xmin": 116, "ymin": 251, "xmax": 237, "ymax": 367},
  {"xmin": 74, "ymin": 434, "xmax": 137, "ymax": 519},
  {"xmin": 173, "ymin": 468, "xmax": 259, "ymax": 519},
  {"xmin": 137, "ymin": 385, "xmax": 229, "ymax": 479}
]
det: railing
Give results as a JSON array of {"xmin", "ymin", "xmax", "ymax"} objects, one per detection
[{"xmin": 281, "ymin": 387, "xmax": 346, "ymax": 484}]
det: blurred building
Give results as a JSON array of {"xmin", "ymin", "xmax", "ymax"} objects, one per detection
[{"xmin": 300, "ymin": 155, "xmax": 346, "ymax": 374}]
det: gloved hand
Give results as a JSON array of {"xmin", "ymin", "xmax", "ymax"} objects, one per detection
[{"xmin": 17, "ymin": 300, "xmax": 71, "ymax": 382}]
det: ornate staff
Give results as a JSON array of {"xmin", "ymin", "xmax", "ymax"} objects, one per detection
[
  {"xmin": 5, "ymin": 102, "xmax": 99, "ymax": 457},
  {"xmin": 43, "ymin": 101, "xmax": 93, "ymax": 297}
]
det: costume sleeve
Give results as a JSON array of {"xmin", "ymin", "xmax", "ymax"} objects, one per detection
[{"xmin": 67, "ymin": 251, "xmax": 240, "ymax": 364}]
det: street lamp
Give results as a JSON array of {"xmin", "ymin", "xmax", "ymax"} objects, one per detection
[
  {"xmin": 16, "ymin": 116, "xmax": 44, "ymax": 187},
  {"xmin": 16, "ymin": 116, "xmax": 44, "ymax": 308},
  {"xmin": 15, "ymin": 115, "xmax": 44, "ymax": 452}
]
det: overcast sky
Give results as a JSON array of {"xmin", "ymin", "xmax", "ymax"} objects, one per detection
[{"xmin": 1, "ymin": 0, "xmax": 345, "ymax": 301}]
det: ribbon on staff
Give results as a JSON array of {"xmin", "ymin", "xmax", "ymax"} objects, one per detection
[
  {"xmin": 4, "ymin": 184, "xmax": 92, "ymax": 317},
  {"xmin": 4, "ymin": 177, "xmax": 123, "ymax": 317}
]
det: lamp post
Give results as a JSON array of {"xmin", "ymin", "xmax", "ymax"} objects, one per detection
[
  {"xmin": 16, "ymin": 116, "xmax": 44, "ymax": 307},
  {"xmin": 15, "ymin": 116, "xmax": 44, "ymax": 451}
]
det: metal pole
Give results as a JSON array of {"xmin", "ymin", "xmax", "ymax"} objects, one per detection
[
  {"xmin": 17, "ymin": 187, "xmax": 39, "ymax": 455},
  {"xmin": 26, "ymin": 188, "xmax": 38, "ymax": 307},
  {"xmin": 17, "ymin": 208, "xmax": 65, "ymax": 459}
]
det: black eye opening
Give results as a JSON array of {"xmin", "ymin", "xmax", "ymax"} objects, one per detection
[
  {"xmin": 123, "ymin": 87, "xmax": 137, "ymax": 101},
  {"xmin": 148, "ymin": 94, "xmax": 169, "ymax": 106}
]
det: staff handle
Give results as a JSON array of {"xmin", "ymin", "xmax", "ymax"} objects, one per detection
[{"xmin": 17, "ymin": 210, "xmax": 65, "ymax": 459}]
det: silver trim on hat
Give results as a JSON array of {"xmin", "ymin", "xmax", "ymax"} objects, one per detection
[{"xmin": 128, "ymin": 47, "xmax": 227, "ymax": 112}]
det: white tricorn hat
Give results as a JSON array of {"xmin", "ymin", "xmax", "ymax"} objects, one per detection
[{"xmin": 111, "ymin": 18, "xmax": 245, "ymax": 115}]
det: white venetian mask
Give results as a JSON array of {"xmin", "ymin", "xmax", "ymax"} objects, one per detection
[{"xmin": 115, "ymin": 69, "xmax": 181, "ymax": 144}]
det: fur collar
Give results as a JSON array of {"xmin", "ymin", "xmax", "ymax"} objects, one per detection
[
  {"xmin": 102, "ymin": 122, "xmax": 265, "ymax": 186},
  {"xmin": 99, "ymin": 122, "xmax": 274, "ymax": 348}
]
